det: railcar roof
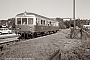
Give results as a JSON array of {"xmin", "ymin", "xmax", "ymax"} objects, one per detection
[{"xmin": 16, "ymin": 11, "xmax": 57, "ymax": 21}]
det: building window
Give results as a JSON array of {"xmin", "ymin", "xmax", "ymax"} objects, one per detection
[
  {"xmin": 22, "ymin": 18, "xmax": 27, "ymax": 25},
  {"xmin": 17, "ymin": 18, "xmax": 21, "ymax": 24},
  {"xmin": 28, "ymin": 18, "xmax": 33, "ymax": 24}
]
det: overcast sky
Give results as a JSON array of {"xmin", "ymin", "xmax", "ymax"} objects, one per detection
[{"xmin": 0, "ymin": 0, "xmax": 90, "ymax": 20}]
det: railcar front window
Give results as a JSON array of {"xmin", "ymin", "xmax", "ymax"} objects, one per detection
[
  {"xmin": 17, "ymin": 18, "xmax": 21, "ymax": 24},
  {"xmin": 28, "ymin": 18, "xmax": 33, "ymax": 24},
  {"xmin": 22, "ymin": 18, "xmax": 27, "ymax": 25}
]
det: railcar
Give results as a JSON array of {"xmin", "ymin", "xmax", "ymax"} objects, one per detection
[{"xmin": 15, "ymin": 11, "xmax": 59, "ymax": 39}]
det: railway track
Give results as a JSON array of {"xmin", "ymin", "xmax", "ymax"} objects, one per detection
[
  {"xmin": 0, "ymin": 33, "xmax": 18, "ymax": 44},
  {"xmin": 0, "ymin": 33, "xmax": 19, "ymax": 51},
  {"xmin": 0, "ymin": 37, "xmax": 18, "ymax": 44},
  {"xmin": 0, "ymin": 33, "xmax": 17, "ymax": 39}
]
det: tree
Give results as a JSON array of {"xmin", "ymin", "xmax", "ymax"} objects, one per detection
[{"xmin": 56, "ymin": 18, "xmax": 66, "ymax": 29}]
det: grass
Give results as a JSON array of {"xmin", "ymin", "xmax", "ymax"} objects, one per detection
[{"xmin": 0, "ymin": 29, "xmax": 90, "ymax": 60}]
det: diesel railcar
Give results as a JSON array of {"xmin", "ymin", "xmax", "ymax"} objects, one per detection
[{"xmin": 15, "ymin": 11, "xmax": 59, "ymax": 38}]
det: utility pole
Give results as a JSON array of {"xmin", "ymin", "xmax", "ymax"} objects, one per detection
[
  {"xmin": 73, "ymin": 0, "xmax": 75, "ymax": 29},
  {"xmin": 70, "ymin": 0, "xmax": 75, "ymax": 39}
]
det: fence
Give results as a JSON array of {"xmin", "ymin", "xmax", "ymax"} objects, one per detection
[{"xmin": 70, "ymin": 28, "xmax": 90, "ymax": 39}]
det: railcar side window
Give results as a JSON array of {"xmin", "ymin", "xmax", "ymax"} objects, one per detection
[
  {"xmin": 41, "ymin": 20, "xmax": 45, "ymax": 25},
  {"xmin": 51, "ymin": 22, "xmax": 55, "ymax": 26},
  {"xmin": 50, "ymin": 21, "xmax": 51, "ymax": 26},
  {"xmin": 22, "ymin": 18, "xmax": 27, "ymax": 25},
  {"xmin": 17, "ymin": 18, "xmax": 21, "ymax": 24},
  {"xmin": 36, "ymin": 18, "xmax": 38, "ymax": 25},
  {"xmin": 44, "ymin": 20, "xmax": 45, "ymax": 25},
  {"xmin": 28, "ymin": 18, "xmax": 33, "ymax": 24},
  {"xmin": 41, "ymin": 20, "xmax": 43, "ymax": 25}
]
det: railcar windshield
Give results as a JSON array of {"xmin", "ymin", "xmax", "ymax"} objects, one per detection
[
  {"xmin": 17, "ymin": 18, "xmax": 33, "ymax": 25},
  {"xmin": 17, "ymin": 18, "xmax": 21, "ymax": 24},
  {"xmin": 22, "ymin": 18, "xmax": 27, "ymax": 25},
  {"xmin": 28, "ymin": 18, "xmax": 33, "ymax": 24}
]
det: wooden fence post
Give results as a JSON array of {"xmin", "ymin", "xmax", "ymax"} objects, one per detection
[{"xmin": 70, "ymin": 27, "xmax": 74, "ymax": 39}]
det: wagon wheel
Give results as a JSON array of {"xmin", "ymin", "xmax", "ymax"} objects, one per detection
[{"xmin": 33, "ymin": 33, "xmax": 37, "ymax": 38}]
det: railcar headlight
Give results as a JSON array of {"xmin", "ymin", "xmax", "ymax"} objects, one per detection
[{"xmin": 17, "ymin": 27, "xmax": 21, "ymax": 29}]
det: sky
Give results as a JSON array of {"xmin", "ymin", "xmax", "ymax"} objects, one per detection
[{"xmin": 0, "ymin": 0, "xmax": 90, "ymax": 20}]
